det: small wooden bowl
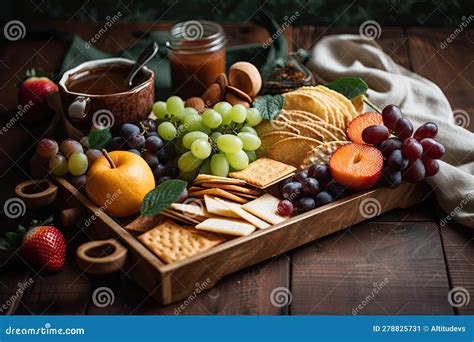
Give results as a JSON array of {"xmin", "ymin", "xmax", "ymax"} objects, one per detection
[{"xmin": 15, "ymin": 179, "xmax": 58, "ymax": 209}]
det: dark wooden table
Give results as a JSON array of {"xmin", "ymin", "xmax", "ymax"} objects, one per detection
[{"xmin": 0, "ymin": 22, "xmax": 473, "ymax": 315}]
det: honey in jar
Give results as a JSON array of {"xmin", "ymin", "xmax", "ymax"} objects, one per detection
[{"xmin": 168, "ymin": 20, "xmax": 226, "ymax": 99}]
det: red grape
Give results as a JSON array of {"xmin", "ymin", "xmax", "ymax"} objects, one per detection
[
  {"xmin": 394, "ymin": 118, "xmax": 414, "ymax": 140},
  {"xmin": 387, "ymin": 149, "xmax": 405, "ymax": 170},
  {"xmin": 362, "ymin": 125, "xmax": 390, "ymax": 145},
  {"xmin": 281, "ymin": 182, "xmax": 303, "ymax": 200},
  {"xmin": 382, "ymin": 104, "xmax": 403, "ymax": 129},
  {"xmin": 420, "ymin": 138, "xmax": 445, "ymax": 159},
  {"xmin": 403, "ymin": 159, "xmax": 425, "ymax": 183},
  {"xmin": 382, "ymin": 166, "xmax": 402, "ymax": 189},
  {"xmin": 278, "ymin": 200, "xmax": 294, "ymax": 216},
  {"xmin": 301, "ymin": 178, "xmax": 321, "ymax": 196},
  {"xmin": 402, "ymin": 138, "xmax": 423, "ymax": 160},
  {"xmin": 142, "ymin": 151, "xmax": 159, "ymax": 169},
  {"xmin": 294, "ymin": 171, "xmax": 309, "ymax": 182},
  {"xmin": 414, "ymin": 122, "xmax": 438, "ymax": 140},
  {"xmin": 379, "ymin": 138, "xmax": 403, "ymax": 157},
  {"xmin": 37, "ymin": 139, "xmax": 59, "ymax": 158},
  {"xmin": 145, "ymin": 136, "xmax": 164, "ymax": 153},
  {"xmin": 307, "ymin": 164, "xmax": 332, "ymax": 185},
  {"xmin": 296, "ymin": 197, "xmax": 316, "ymax": 213},
  {"xmin": 314, "ymin": 192, "xmax": 334, "ymax": 207},
  {"xmin": 327, "ymin": 183, "xmax": 349, "ymax": 199},
  {"xmin": 422, "ymin": 158, "xmax": 439, "ymax": 177}
]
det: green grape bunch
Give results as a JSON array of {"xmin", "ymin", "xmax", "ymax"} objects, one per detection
[{"xmin": 151, "ymin": 96, "xmax": 264, "ymax": 178}]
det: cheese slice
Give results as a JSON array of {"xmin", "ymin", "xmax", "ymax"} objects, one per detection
[
  {"xmin": 241, "ymin": 194, "xmax": 287, "ymax": 225},
  {"xmin": 216, "ymin": 198, "xmax": 270, "ymax": 229},
  {"xmin": 204, "ymin": 195, "xmax": 240, "ymax": 218},
  {"xmin": 195, "ymin": 218, "xmax": 256, "ymax": 236}
]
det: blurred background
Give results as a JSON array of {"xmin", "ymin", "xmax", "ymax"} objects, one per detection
[{"xmin": 1, "ymin": 0, "xmax": 470, "ymax": 26}]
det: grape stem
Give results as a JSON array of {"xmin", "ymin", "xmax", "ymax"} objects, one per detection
[
  {"xmin": 101, "ymin": 149, "xmax": 116, "ymax": 169},
  {"xmin": 363, "ymin": 98, "xmax": 382, "ymax": 113}
]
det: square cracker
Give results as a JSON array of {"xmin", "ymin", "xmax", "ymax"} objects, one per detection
[
  {"xmin": 196, "ymin": 218, "xmax": 256, "ymax": 236},
  {"xmin": 242, "ymin": 194, "xmax": 287, "ymax": 225},
  {"xmin": 216, "ymin": 198, "xmax": 270, "ymax": 229},
  {"xmin": 229, "ymin": 158, "xmax": 296, "ymax": 188},
  {"xmin": 138, "ymin": 220, "xmax": 224, "ymax": 264},
  {"xmin": 188, "ymin": 188, "xmax": 248, "ymax": 204}
]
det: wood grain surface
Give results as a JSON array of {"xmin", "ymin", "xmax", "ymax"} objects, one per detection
[{"xmin": 0, "ymin": 22, "xmax": 472, "ymax": 315}]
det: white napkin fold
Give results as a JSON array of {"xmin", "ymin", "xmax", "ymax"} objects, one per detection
[{"xmin": 309, "ymin": 35, "xmax": 474, "ymax": 228}]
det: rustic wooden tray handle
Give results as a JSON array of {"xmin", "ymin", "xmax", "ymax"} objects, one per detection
[{"xmin": 76, "ymin": 239, "xmax": 128, "ymax": 275}]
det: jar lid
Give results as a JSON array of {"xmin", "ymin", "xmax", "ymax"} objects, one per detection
[{"xmin": 168, "ymin": 20, "xmax": 225, "ymax": 53}]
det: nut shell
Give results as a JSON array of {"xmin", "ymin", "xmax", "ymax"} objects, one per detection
[
  {"xmin": 184, "ymin": 97, "xmax": 206, "ymax": 113},
  {"xmin": 202, "ymin": 83, "xmax": 221, "ymax": 107},
  {"xmin": 225, "ymin": 93, "xmax": 250, "ymax": 108},
  {"xmin": 226, "ymin": 85, "xmax": 252, "ymax": 103},
  {"xmin": 228, "ymin": 62, "xmax": 262, "ymax": 97}
]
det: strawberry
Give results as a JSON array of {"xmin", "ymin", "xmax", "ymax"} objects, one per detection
[
  {"xmin": 18, "ymin": 69, "xmax": 58, "ymax": 125},
  {"xmin": 329, "ymin": 143, "xmax": 383, "ymax": 191},
  {"xmin": 346, "ymin": 112, "xmax": 383, "ymax": 144},
  {"xmin": 0, "ymin": 217, "xmax": 66, "ymax": 272}
]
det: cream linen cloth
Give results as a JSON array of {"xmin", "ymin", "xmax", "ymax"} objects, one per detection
[{"xmin": 309, "ymin": 35, "xmax": 474, "ymax": 228}]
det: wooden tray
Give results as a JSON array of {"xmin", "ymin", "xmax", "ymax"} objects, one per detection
[{"xmin": 52, "ymin": 176, "xmax": 428, "ymax": 305}]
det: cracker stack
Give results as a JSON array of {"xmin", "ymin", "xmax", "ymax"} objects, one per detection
[{"xmin": 256, "ymin": 85, "xmax": 357, "ymax": 170}]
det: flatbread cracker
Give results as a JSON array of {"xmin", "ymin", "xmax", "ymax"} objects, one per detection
[
  {"xmin": 259, "ymin": 131, "xmax": 299, "ymax": 157},
  {"xmin": 241, "ymin": 194, "xmax": 287, "ymax": 225},
  {"xmin": 314, "ymin": 85, "xmax": 358, "ymax": 123},
  {"xmin": 216, "ymin": 198, "xmax": 270, "ymax": 229},
  {"xmin": 193, "ymin": 174, "xmax": 246, "ymax": 185},
  {"xmin": 196, "ymin": 218, "xmax": 256, "ymax": 236},
  {"xmin": 189, "ymin": 188, "xmax": 249, "ymax": 204},
  {"xmin": 229, "ymin": 158, "xmax": 296, "ymax": 189},
  {"xmin": 255, "ymin": 120, "xmax": 300, "ymax": 137},
  {"xmin": 199, "ymin": 183, "xmax": 262, "ymax": 196},
  {"xmin": 278, "ymin": 109, "xmax": 324, "ymax": 124},
  {"xmin": 267, "ymin": 137, "xmax": 322, "ymax": 167},
  {"xmin": 138, "ymin": 220, "xmax": 224, "ymax": 264},
  {"xmin": 283, "ymin": 92, "xmax": 329, "ymax": 122},
  {"xmin": 300, "ymin": 141, "xmax": 350, "ymax": 169},
  {"xmin": 162, "ymin": 209, "xmax": 202, "ymax": 224}
]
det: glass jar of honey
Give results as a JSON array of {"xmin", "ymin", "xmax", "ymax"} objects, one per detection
[{"xmin": 168, "ymin": 20, "xmax": 226, "ymax": 99}]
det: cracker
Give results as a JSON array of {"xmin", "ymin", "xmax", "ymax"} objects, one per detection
[
  {"xmin": 196, "ymin": 218, "xmax": 256, "ymax": 236},
  {"xmin": 241, "ymin": 194, "xmax": 287, "ymax": 225},
  {"xmin": 305, "ymin": 121, "xmax": 347, "ymax": 141},
  {"xmin": 162, "ymin": 209, "xmax": 202, "ymax": 224},
  {"xmin": 199, "ymin": 183, "xmax": 261, "ymax": 196},
  {"xmin": 189, "ymin": 188, "xmax": 249, "ymax": 204},
  {"xmin": 279, "ymin": 109, "xmax": 324, "ymax": 124},
  {"xmin": 138, "ymin": 220, "xmax": 224, "ymax": 264},
  {"xmin": 259, "ymin": 131, "xmax": 299, "ymax": 157},
  {"xmin": 283, "ymin": 92, "xmax": 329, "ymax": 122},
  {"xmin": 193, "ymin": 174, "xmax": 246, "ymax": 185},
  {"xmin": 267, "ymin": 137, "xmax": 322, "ymax": 167},
  {"xmin": 300, "ymin": 141, "xmax": 350, "ymax": 169},
  {"xmin": 229, "ymin": 158, "xmax": 296, "ymax": 188},
  {"xmin": 255, "ymin": 120, "xmax": 300, "ymax": 137},
  {"xmin": 216, "ymin": 198, "xmax": 270, "ymax": 229},
  {"xmin": 283, "ymin": 121, "xmax": 327, "ymax": 141},
  {"xmin": 314, "ymin": 85, "xmax": 358, "ymax": 123}
]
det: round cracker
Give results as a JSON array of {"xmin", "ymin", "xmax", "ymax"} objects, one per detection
[
  {"xmin": 255, "ymin": 120, "xmax": 300, "ymax": 137},
  {"xmin": 299, "ymin": 141, "xmax": 350, "ymax": 169},
  {"xmin": 258, "ymin": 131, "xmax": 299, "ymax": 157},
  {"xmin": 314, "ymin": 85, "xmax": 359, "ymax": 123},
  {"xmin": 268, "ymin": 136, "xmax": 322, "ymax": 167},
  {"xmin": 283, "ymin": 92, "xmax": 329, "ymax": 123}
]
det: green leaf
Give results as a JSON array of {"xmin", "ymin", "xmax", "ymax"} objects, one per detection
[
  {"xmin": 88, "ymin": 129, "xmax": 112, "ymax": 150},
  {"xmin": 0, "ymin": 239, "xmax": 11, "ymax": 251},
  {"xmin": 252, "ymin": 94, "xmax": 284, "ymax": 121},
  {"xmin": 5, "ymin": 232, "xmax": 19, "ymax": 246},
  {"xmin": 17, "ymin": 225, "xmax": 26, "ymax": 234},
  {"xmin": 325, "ymin": 77, "xmax": 368, "ymax": 99},
  {"xmin": 141, "ymin": 179, "xmax": 188, "ymax": 217}
]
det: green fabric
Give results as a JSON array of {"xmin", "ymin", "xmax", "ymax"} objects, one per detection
[{"xmin": 59, "ymin": 23, "xmax": 287, "ymax": 99}]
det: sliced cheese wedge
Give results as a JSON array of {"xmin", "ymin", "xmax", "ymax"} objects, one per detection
[
  {"xmin": 204, "ymin": 195, "xmax": 240, "ymax": 218},
  {"xmin": 195, "ymin": 218, "xmax": 256, "ymax": 236},
  {"xmin": 241, "ymin": 194, "xmax": 287, "ymax": 225},
  {"xmin": 216, "ymin": 198, "xmax": 270, "ymax": 229}
]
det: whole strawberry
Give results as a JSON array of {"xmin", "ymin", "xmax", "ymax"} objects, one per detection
[
  {"xmin": 0, "ymin": 217, "xmax": 66, "ymax": 272},
  {"xmin": 22, "ymin": 226, "xmax": 66, "ymax": 272},
  {"xmin": 18, "ymin": 69, "xmax": 58, "ymax": 125}
]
